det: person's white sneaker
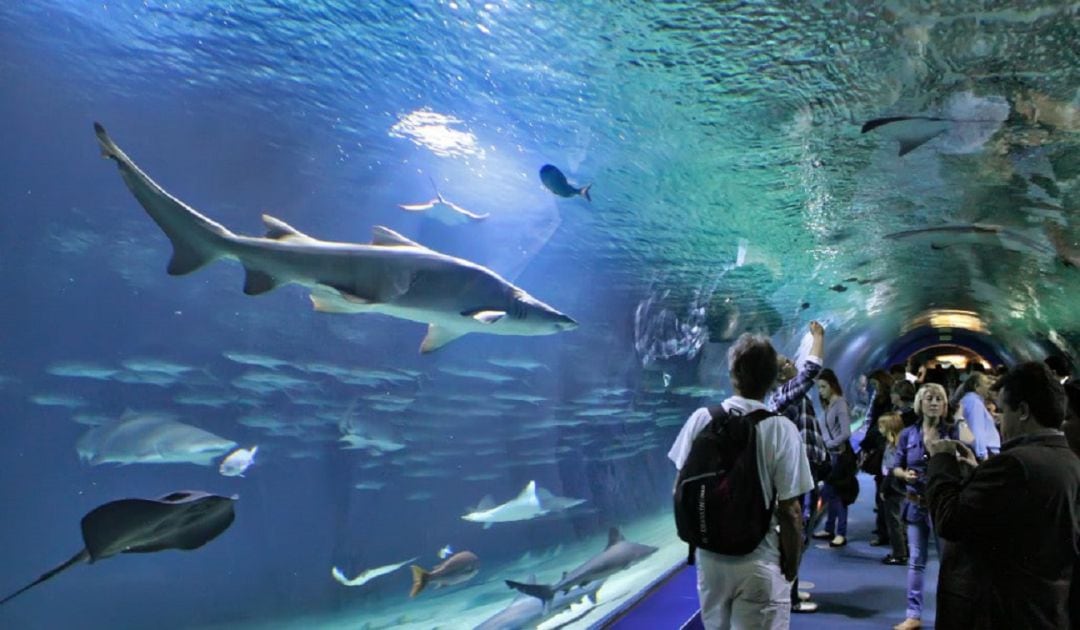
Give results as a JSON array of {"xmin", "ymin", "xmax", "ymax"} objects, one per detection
[
  {"xmin": 792, "ymin": 601, "xmax": 818, "ymax": 613},
  {"xmin": 798, "ymin": 590, "xmax": 811, "ymax": 601}
]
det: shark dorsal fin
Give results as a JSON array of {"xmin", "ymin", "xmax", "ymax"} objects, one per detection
[
  {"xmin": 475, "ymin": 495, "xmax": 496, "ymax": 511},
  {"xmin": 262, "ymin": 215, "xmax": 315, "ymax": 242},
  {"xmin": 607, "ymin": 527, "xmax": 624, "ymax": 548},
  {"xmin": 372, "ymin": 226, "xmax": 425, "ymax": 248},
  {"xmin": 518, "ymin": 481, "xmax": 539, "ymax": 505}
]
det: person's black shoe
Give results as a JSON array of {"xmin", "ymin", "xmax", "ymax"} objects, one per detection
[{"xmin": 882, "ymin": 554, "xmax": 908, "ymax": 565}]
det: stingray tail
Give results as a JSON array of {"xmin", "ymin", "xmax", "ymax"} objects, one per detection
[
  {"xmin": 409, "ymin": 565, "xmax": 429, "ymax": 598},
  {"xmin": 579, "ymin": 184, "xmax": 592, "ymax": 202},
  {"xmin": 0, "ymin": 548, "xmax": 89, "ymax": 606}
]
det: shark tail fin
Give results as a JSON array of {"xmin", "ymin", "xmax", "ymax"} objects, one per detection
[
  {"xmin": 409, "ymin": 565, "xmax": 429, "ymax": 598},
  {"xmin": 505, "ymin": 580, "xmax": 556, "ymax": 607},
  {"xmin": 93, "ymin": 123, "xmax": 232, "ymax": 276},
  {"xmin": 580, "ymin": 184, "xmax": 592, "ymax": 202}
]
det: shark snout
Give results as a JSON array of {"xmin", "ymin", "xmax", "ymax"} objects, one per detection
[{"xmin": 555, "ymin": 314, "xmax": 578, "ymax": 331}]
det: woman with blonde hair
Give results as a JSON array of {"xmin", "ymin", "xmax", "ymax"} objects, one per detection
[{"xmin": 891, "ymin": 382, "xmax": 961, "ymax": 630}]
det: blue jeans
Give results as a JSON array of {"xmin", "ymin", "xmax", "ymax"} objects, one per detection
[
  {"xmin": 905, "ymin": 513, "xmax": 940, "ymax": 620},
  {"xmin": 821, "ymin": 483, "xmax": 847, "ymax": 537}
]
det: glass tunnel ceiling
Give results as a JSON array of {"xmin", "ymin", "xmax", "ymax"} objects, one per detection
[{"xmin": 13, "ymin": 1, "xmax": 1080, "ymax": 359}]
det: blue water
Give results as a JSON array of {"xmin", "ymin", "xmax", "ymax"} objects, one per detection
[{"xmin": 2, "ymin": 2, "xmax": 1079, "ymax": 628}]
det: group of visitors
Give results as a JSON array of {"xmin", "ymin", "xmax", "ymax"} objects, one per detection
[{"xmin": 670, "ymin": 325, "xmax": 1080, "ymax": 629}]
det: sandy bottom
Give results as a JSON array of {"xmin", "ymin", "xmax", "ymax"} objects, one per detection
[{"xmin": 212, "ymin": 511, "xmax": 683, "ymax": 630}]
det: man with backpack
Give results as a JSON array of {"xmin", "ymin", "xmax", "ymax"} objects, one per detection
[{"xmin": 669, "ymin": 333, "xmax": 815, "ymax": 629}]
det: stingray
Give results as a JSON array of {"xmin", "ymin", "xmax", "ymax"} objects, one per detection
[
  {"xmin": 398, "ymin": 176, "xmax": 489, "ymax": 225},
  {"xmin": 0, "ymin": 490, "xmax": 237, "ymax": 606}
]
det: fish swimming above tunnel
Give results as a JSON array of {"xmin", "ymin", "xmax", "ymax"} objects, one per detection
[
  {"xmin": 0, "ymin": 491, "xmax": 236, "ymax": 606},
  {"xmin": 861, "ymin": 116, "xmax": 954, "ymax": 156},
  {"xmin": 539, "ymin": 164, "xmax": 591, "ymax": 201},
  {"xmin": 94, "ymin": 123, "xmax": 577, "ymax": 353},
  {"xmin": 399, "ymin": 177, "xmax": 489, "ymax": 225},
  {"xmin": 883, "ymin": 223, "xmax": 1065, "ymax": 263},
  {"xmin": 861, "ymin": 112, "xmax": 1006, "ymax": 157}
]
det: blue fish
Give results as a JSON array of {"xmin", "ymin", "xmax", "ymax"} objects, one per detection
[{"xmin": 539, "ymin": 164, "xmax": 591, "ymax": 201}]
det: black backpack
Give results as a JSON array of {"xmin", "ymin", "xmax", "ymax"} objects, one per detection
[{"xmin": 674, "ymin": 407, "xmax": 774, "ymax": 564}]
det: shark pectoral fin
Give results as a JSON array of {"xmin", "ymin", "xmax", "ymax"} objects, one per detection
[
  {"xmin": 243, "ymin": 268, "xmax": 280, "ymax": 295},
  {"xmin": 420, "ymin": 326, "xmax": 466, "ymax": 353},
  {"xmin": 464, "ymin": 310, "xmax": 506, "ymax": 324}
]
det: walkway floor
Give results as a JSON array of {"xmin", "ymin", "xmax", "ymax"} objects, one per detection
[{"xmin": 610, "ymin": 474, "xmax": 942, "ymax": 629}]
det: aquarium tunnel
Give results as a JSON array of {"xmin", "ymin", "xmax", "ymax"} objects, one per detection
[{"xmin": 2, "ymin": 2, "xmax": 1078, "ymax": 629}]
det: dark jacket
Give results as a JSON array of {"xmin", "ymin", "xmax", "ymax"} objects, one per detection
[{"xmin": 926, "ymin": 433, "xmax": 1080, "ymax": 629}]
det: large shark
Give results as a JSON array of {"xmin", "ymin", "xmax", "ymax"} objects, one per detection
[
  {"xmin": 462, "ymin": 481, "xmax": 546, "ymax": 528},
  {"xmin": 94, "ymin": 123, "xmax": 577, "ymax": 353},
  {"xmin": 474, "ymin": 577, "xmax": 602, "ymax": 630},
  {"xmin": 505, "ymin": 527, "xmax": 657, "ymax": 611},
  {"xmin": 76, "ymin": 413, "xmax": 236, "ymax": 466}
]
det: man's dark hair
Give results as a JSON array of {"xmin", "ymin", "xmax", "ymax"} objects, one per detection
[
  {"xmin": 727, "ymin": 333, "xmax": 778, "ymax": 401},
  {"xmin": 891, "ymin": 379, "xmax": 916, "ymax": 403},
  {"xmin": 889, "ymin": 363, "xmax": 906, "ymax": 378},
  {"xmin": 1065, "ymin": 382, "xmax": 1080, "ymax": 423},
  {"xmin": 1045, "ymin": 355, "xmax": 1072, "ymax": 380},
  {"xmin": 997, "ymin": 361, "xmax": 1067, "ymax": 428}
]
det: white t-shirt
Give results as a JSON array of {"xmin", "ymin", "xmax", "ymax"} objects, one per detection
[{"xmin": 668, "ymin": 396, "xmax": 814, "ymax": 562}]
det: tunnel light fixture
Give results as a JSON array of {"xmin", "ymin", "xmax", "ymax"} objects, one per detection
[
  {"xmin": 904, "ymin": 309, "xmax": 986, "ymax": 333},
  {"xmin": 934, "ymin": 354, "xmax": 970, "ymax": 368}
]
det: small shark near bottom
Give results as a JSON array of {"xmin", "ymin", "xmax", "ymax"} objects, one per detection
[
  {"xmin": 94, "ymin": 123, "xmax": 577, "ymax": 353},
  {"xmin": 474, "ymin": 578, "xmax": 603, "ymax": 630},
  {"xmin": 505, "ymin": 527, "xmax": 656, "ymax": 611}
]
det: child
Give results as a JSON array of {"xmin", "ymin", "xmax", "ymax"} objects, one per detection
[{"xmin": 878, "ymin": 412, "xmax": 908, "ymax": 564}]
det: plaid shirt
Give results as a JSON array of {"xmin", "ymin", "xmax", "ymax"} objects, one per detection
[{"xmin": 767, "ymin": 356, "xmax": 829, "ymax": 469}]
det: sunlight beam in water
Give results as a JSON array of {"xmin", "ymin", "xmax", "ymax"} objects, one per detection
[{"xmin": 389, "ymin": 108, "xmax": 485, "ymax": 159}]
